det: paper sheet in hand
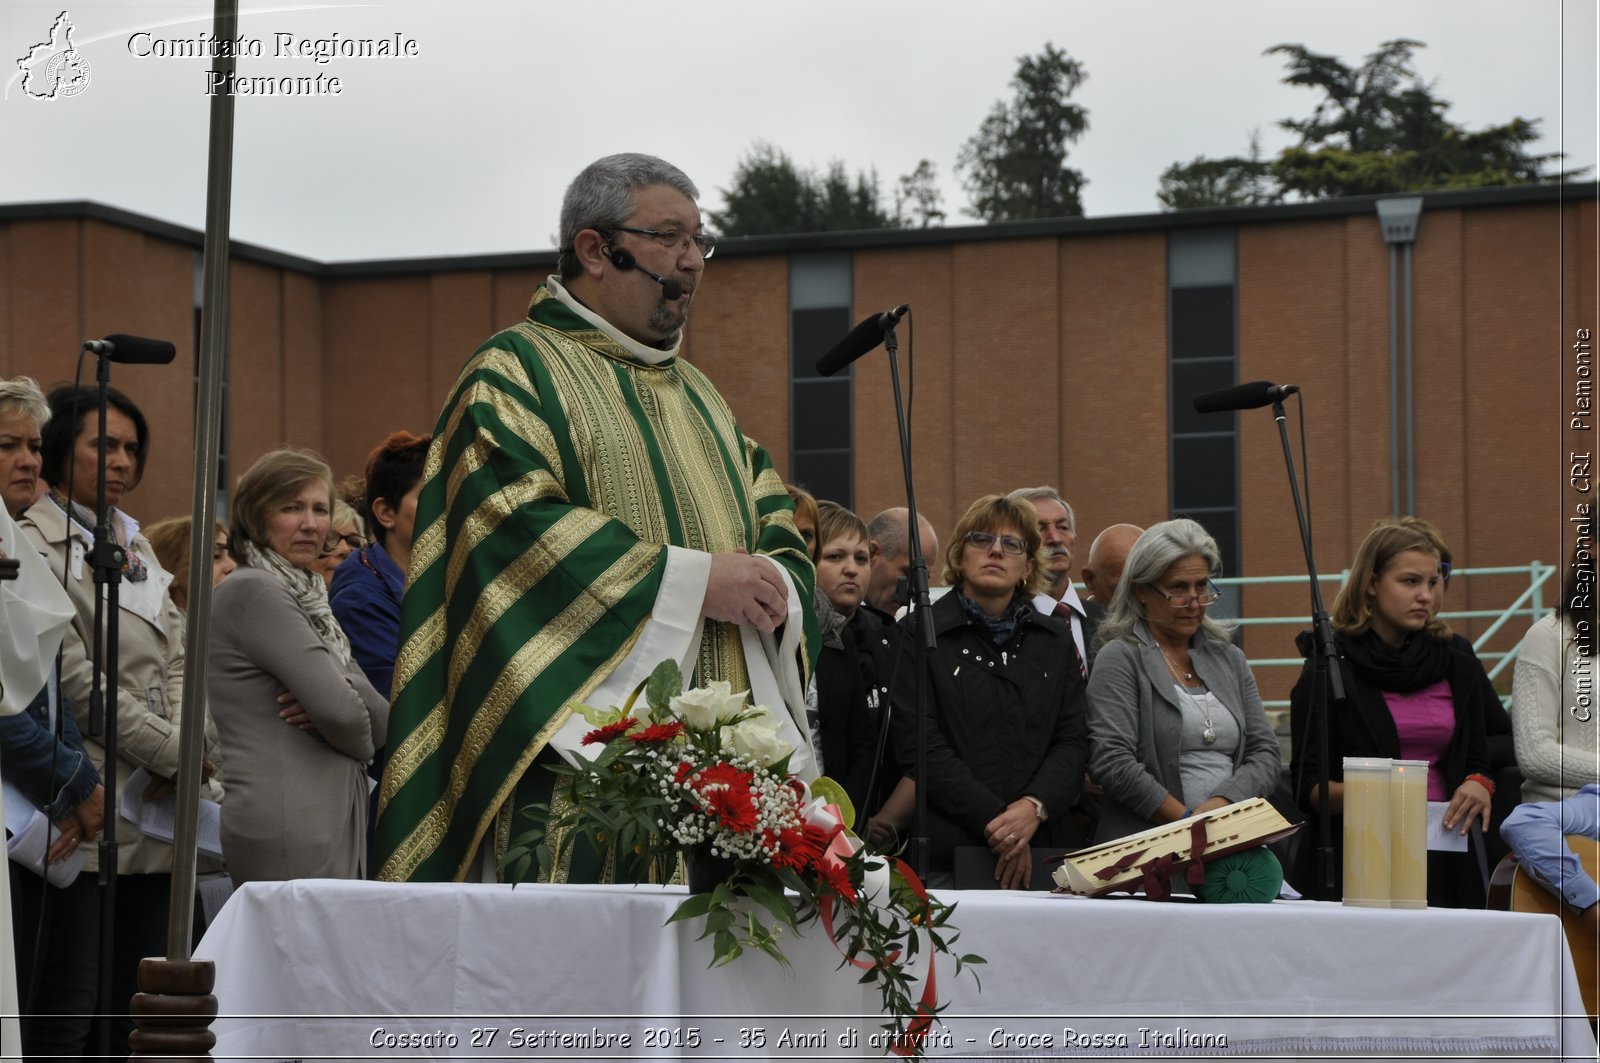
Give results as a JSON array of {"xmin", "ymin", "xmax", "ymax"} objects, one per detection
[
  {"xmin": 1425, "ymin": 801, "xmax": 1470, "ymax": 852},
  {"xmin": 4, "ymin": 799, "xmax": 85, "ymax": 887},
  {"xmin": 120, "ymin": 767, "xmax": 224, "ymax": 859}
]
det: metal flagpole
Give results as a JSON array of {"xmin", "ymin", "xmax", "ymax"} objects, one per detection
[{"xmin": 128, "ymin": 0, "xmax": 237, "ymax": 1053}]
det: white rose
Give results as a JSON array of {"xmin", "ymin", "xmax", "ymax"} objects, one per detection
[
  {"xmin": 721, "ymin": 713, "xmax": 793, "ymax": 768},
  {"xmin": 670, "ymin": 681, "xmax": 748, "ymax": 732}
]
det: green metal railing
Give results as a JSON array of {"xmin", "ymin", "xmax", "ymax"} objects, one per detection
[{"xmin": 1216, "ymin": 562, "xmax": 1557, "ymax": 708}]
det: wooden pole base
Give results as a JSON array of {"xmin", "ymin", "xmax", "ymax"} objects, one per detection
[{"xmin": 128, "ymin": 957, "xmax": 217, "ymax": 1060}]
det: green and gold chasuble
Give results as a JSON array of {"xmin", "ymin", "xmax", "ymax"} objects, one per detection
[{"xmin": 374, "ymin": 281, "xmax": 817, "ymax": 883}]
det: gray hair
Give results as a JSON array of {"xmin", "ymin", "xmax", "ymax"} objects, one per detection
[
  {"xmin": 1096, "ymin": 518, "xmax": 1235, "ymax": 646},
  {"xmin": 0, "ymin": 376, "xmax": 50, "ymax": 427},
  {"xmin": 867, "ymin": 507, "xmax": 923, "ymax": 561},
  {"xmin": 557, "ymin": 153, "xmax": 699, "ymax": 276},
  {"xmin": 1008, "ymin": 486, "xmax": 1073, "ymax": 531}
]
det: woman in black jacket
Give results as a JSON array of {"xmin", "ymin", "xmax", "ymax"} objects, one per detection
[
  {"xmin": 809, "ymin": 502, "xmax": 894, "ymax": 825},
  {"xmin": 887, "ymin": 494, "xmax": 1088, "ymax": 889},
  {"xmin": 1290, "ymin": 520, "xmax": 1493, "ymax": 907}
]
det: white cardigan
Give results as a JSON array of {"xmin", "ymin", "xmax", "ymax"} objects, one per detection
[{"xmin": 1512, "ymin": 614, "xmax": 1600, "ymax": 803}]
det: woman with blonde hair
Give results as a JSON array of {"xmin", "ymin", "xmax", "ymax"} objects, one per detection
[
  {"xmin": 0, "ymin": 377, "xmax": 105, "ymax": 1058},
  {"xmin": 209, "ymin": 449, "xmax": 387, "ymax": 884},
  {"xmin": 1290, "ymin": 520, "xmax": 1494, "ymax": 906},
  {"xmin": 144, "ymin": 516, "xmax": 236, "ymax": 611},
  {"xmin": 311, "ymin": 497, "xmax": 366, "ymax": 588},
  {"xmin": 887, "ymin": 494, "xmax": 1088, "ymax": 888},
  {"xmin": 785, "ymin": 483, "xmax": 820, "ymax": 561}
]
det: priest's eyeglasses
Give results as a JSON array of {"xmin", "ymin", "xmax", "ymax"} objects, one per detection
[
  {"xmin": 1155, "ymin": 586, "xmax": 1222, "ymax": 608},
  {"xmin": 612, "ymin": 226, "xmax": 717, "ymax": 260},
  {"xmin": 965, "ymin": 531, "xmax": 1028, "ymax": 556}
]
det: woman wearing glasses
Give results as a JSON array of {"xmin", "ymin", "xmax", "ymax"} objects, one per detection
[
  {"xmin": 1087, "ymin": 519, "xmax": 1281, "ymax": 846},
  {"xmin": 888, "ymin": 494, "xmax": 1088, "ymax": 889},
  {"xmin": 311, "ymin": 498, "xmax": 366, "ymax": 588}
]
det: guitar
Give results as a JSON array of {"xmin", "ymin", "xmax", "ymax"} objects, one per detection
[{"xmin": 1488, "ymin": 835, "xmax": 1599, "ymax": 1017}]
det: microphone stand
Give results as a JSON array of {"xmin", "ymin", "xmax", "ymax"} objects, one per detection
[
  {"xmin": 1269, "ymin": 396, "xmax": 1344, "ymax": 898},
  {"xmin": 85, "ymin": 354, "xmax": 124, "ymax": 1059},
  {"xmin": 880, "ymin": 325, "xmax": 935, "ymax": 882}
]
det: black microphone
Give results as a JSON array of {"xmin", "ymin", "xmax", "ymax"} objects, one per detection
[
  {"xmin": 1193, "ymin": 380, "xmax": 1300, "ymax": 414},
  {"xmin": 813, "ymin": 305, "xmax": 910, "ymax": 377},
  {"xmin": 81, "ymin": 334, "xmax": 178, "ymax": 365},
  {"xmin": 607, "ymin": 247, "xmax": 683, "ymax": 301}
]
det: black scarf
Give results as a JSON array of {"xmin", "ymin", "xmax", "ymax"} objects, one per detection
[
  {"xmin": 955, "ymin": 589, "xmax": 1032, "ymax": 646},
  {"xmin": 1337, "ymin": 627, "xmax": 1452, "ymax": 693}
]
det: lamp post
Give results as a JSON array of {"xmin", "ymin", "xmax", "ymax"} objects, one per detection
[{"xmin": 1376, "ymin": 196, "xmax": 1424, "ymax": 517}]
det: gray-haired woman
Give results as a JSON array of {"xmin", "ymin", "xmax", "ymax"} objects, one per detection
[{"xmin": 1086, "ymin": 519, "xmax": 1280, "ymax": 844}]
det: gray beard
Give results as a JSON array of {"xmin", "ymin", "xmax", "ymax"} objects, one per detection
[{"xmin": 648, "ymin": 305, "xmax": 686, "ymax": 341}]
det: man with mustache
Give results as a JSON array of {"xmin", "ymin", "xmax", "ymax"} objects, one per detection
[
  {"xmin": 1010, "ymin": 486, "xmax": 1101, "ymax": 675},
  {"xmin": 375, "ymin": 154, "xmax": 819, "ymax": 885}
]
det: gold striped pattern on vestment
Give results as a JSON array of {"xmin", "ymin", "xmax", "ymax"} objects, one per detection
[
  {"xmin": 454, "ymin": 542, "xmax": 658, "ymax": 881},
  {"xmin": 381, "ymin": 540, "xmax": 657, "ymax": 882},
  {"xmin": 381, "ymin": 351, "xmax": 557, "ymax": 814},
  {"xmin": 380, "ymin": 602, "xmax": 443, "ymax": 813},
  {"xmin": 445, "ymin": 508, "xmax": 598, "ymax": 697},
  {"xmin": 382, "ymin": 463, "xmax": 566, "ymax": 806},
  {"xmin": 523, "ymin": 322, "xmax": 674, "ymax": 546},
  {"xmin": 442, "ymin": 461, "xmax": 563, "ymax": 609},
  {"xmin": 439, "ymin": 384, "xmax": 565, "ymax": 527}
]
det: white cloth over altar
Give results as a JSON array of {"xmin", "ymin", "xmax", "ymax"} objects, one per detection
[{"xmin": 197, "ymin": 880, "xmax": 1596, "ymax": 1061}]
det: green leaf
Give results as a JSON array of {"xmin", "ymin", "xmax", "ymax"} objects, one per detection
[
  {"xmin": 645, "ymin": 659, "xmax": 683, "ymax": 711},
  {"xmin": 667, "ymin": 894, "xmax": 717, "ymax": 923},
  {"xmin": 808, "ymin": 776, "xmax": 856, "ymax": 829},
  {"xmin": 741, "ymin": 884, "xmax": 800, "ymax": 931}
]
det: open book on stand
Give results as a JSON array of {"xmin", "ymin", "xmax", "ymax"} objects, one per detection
[{"xmin": 1052, "ymin": 797, "xmax": 1299, "ymax": 897}]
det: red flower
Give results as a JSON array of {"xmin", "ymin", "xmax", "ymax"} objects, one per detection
[
  {"xmin": 629, "ymin": 721, "xmax": 685, "ymax": 745},
  {"xmin": 673, "ymin": 761, "xmax": 696, "ymax": 785},
  {"xmin": 773, "ymin": 820, "xmax": 832, "ymax": 871},
  {"xmin": 691, "ymin": 762, "xmax": 758, "ymax": 833},
  {"xmin": 690, "ymin": 761, "xmax": 750, "ymax": 793},
  {"xmin": 816, "ymin": 858, "xmax": 856, "ymax": 902},
  {"xmin": 580, "ymin": 717, "xmax": 638, "ymax": 746}
]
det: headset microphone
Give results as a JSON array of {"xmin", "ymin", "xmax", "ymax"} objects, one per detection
[{"xmin": 607, "ymin": 247, "xmax": 684, "ymax": 301}]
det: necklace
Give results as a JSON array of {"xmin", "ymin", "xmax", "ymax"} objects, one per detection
[{"xmin": 1160, "ymin": 648, "xmax": 1215, "ymax": 745}]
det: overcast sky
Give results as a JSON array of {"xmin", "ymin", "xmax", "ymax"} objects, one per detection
[{"xmin": 2, "ymin": 0, "xmax": 1595, "ymax": 262}]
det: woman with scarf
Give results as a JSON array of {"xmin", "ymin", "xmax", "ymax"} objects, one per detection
[
  {"xmin": 889, "ymin": 494, "xmax": 1088, "ymax": 889},
  {"xmin": 1290, "ymin": 520, "xmax": 1494, "ymax": 907},
  {"xmin": 209, "ymin": 449, "xmax": 387, "ymax": 885},
  {"xmin": 1087, "ymin": 520, "xmax": 1281, "ymax": 848},
  {"xmin": 19, "ymin": 383, "xmax": 225, "ymax": 1057}
]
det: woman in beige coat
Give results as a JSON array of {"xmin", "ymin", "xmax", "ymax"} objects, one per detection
[
  {"xmin": 20, "ymin": 384, "xmax": 225, "ymax": 1057},
  {"xmin": 209, "ymin": 449, "xmax": 387, "ymax": 885}
]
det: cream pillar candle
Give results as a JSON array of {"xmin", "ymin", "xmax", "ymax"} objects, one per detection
[
  {"xmin": 1390, "ymin": 759, "xmax": 1429, "ymax": 909},
  {"xmin": 1342, "ymin": 757, "xmax": 1393, "ymax": 908}
]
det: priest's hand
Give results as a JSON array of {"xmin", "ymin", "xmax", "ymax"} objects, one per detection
[{"xmin": 705, "ymin": 552, "xmax": 789, "ymax": 632}]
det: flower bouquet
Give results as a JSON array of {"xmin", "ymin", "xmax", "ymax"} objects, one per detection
[{"xmin": 505, "ymin": 660, "xmax": 981, "ymax": 1056}]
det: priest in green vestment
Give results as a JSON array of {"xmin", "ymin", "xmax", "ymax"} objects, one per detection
[{"xmin": 374, "ymin": 154, "xmax": 819, "ymax": 883}]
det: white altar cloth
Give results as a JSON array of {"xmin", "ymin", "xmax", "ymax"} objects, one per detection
[{"xmin": 196, "ymin": 880, "xmax": 1596, "ymax": 1060}]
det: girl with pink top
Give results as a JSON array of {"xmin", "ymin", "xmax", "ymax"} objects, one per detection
[{"xmin": 1290, "ymin": 521, "xmax": 1494, "ymax": 907}]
